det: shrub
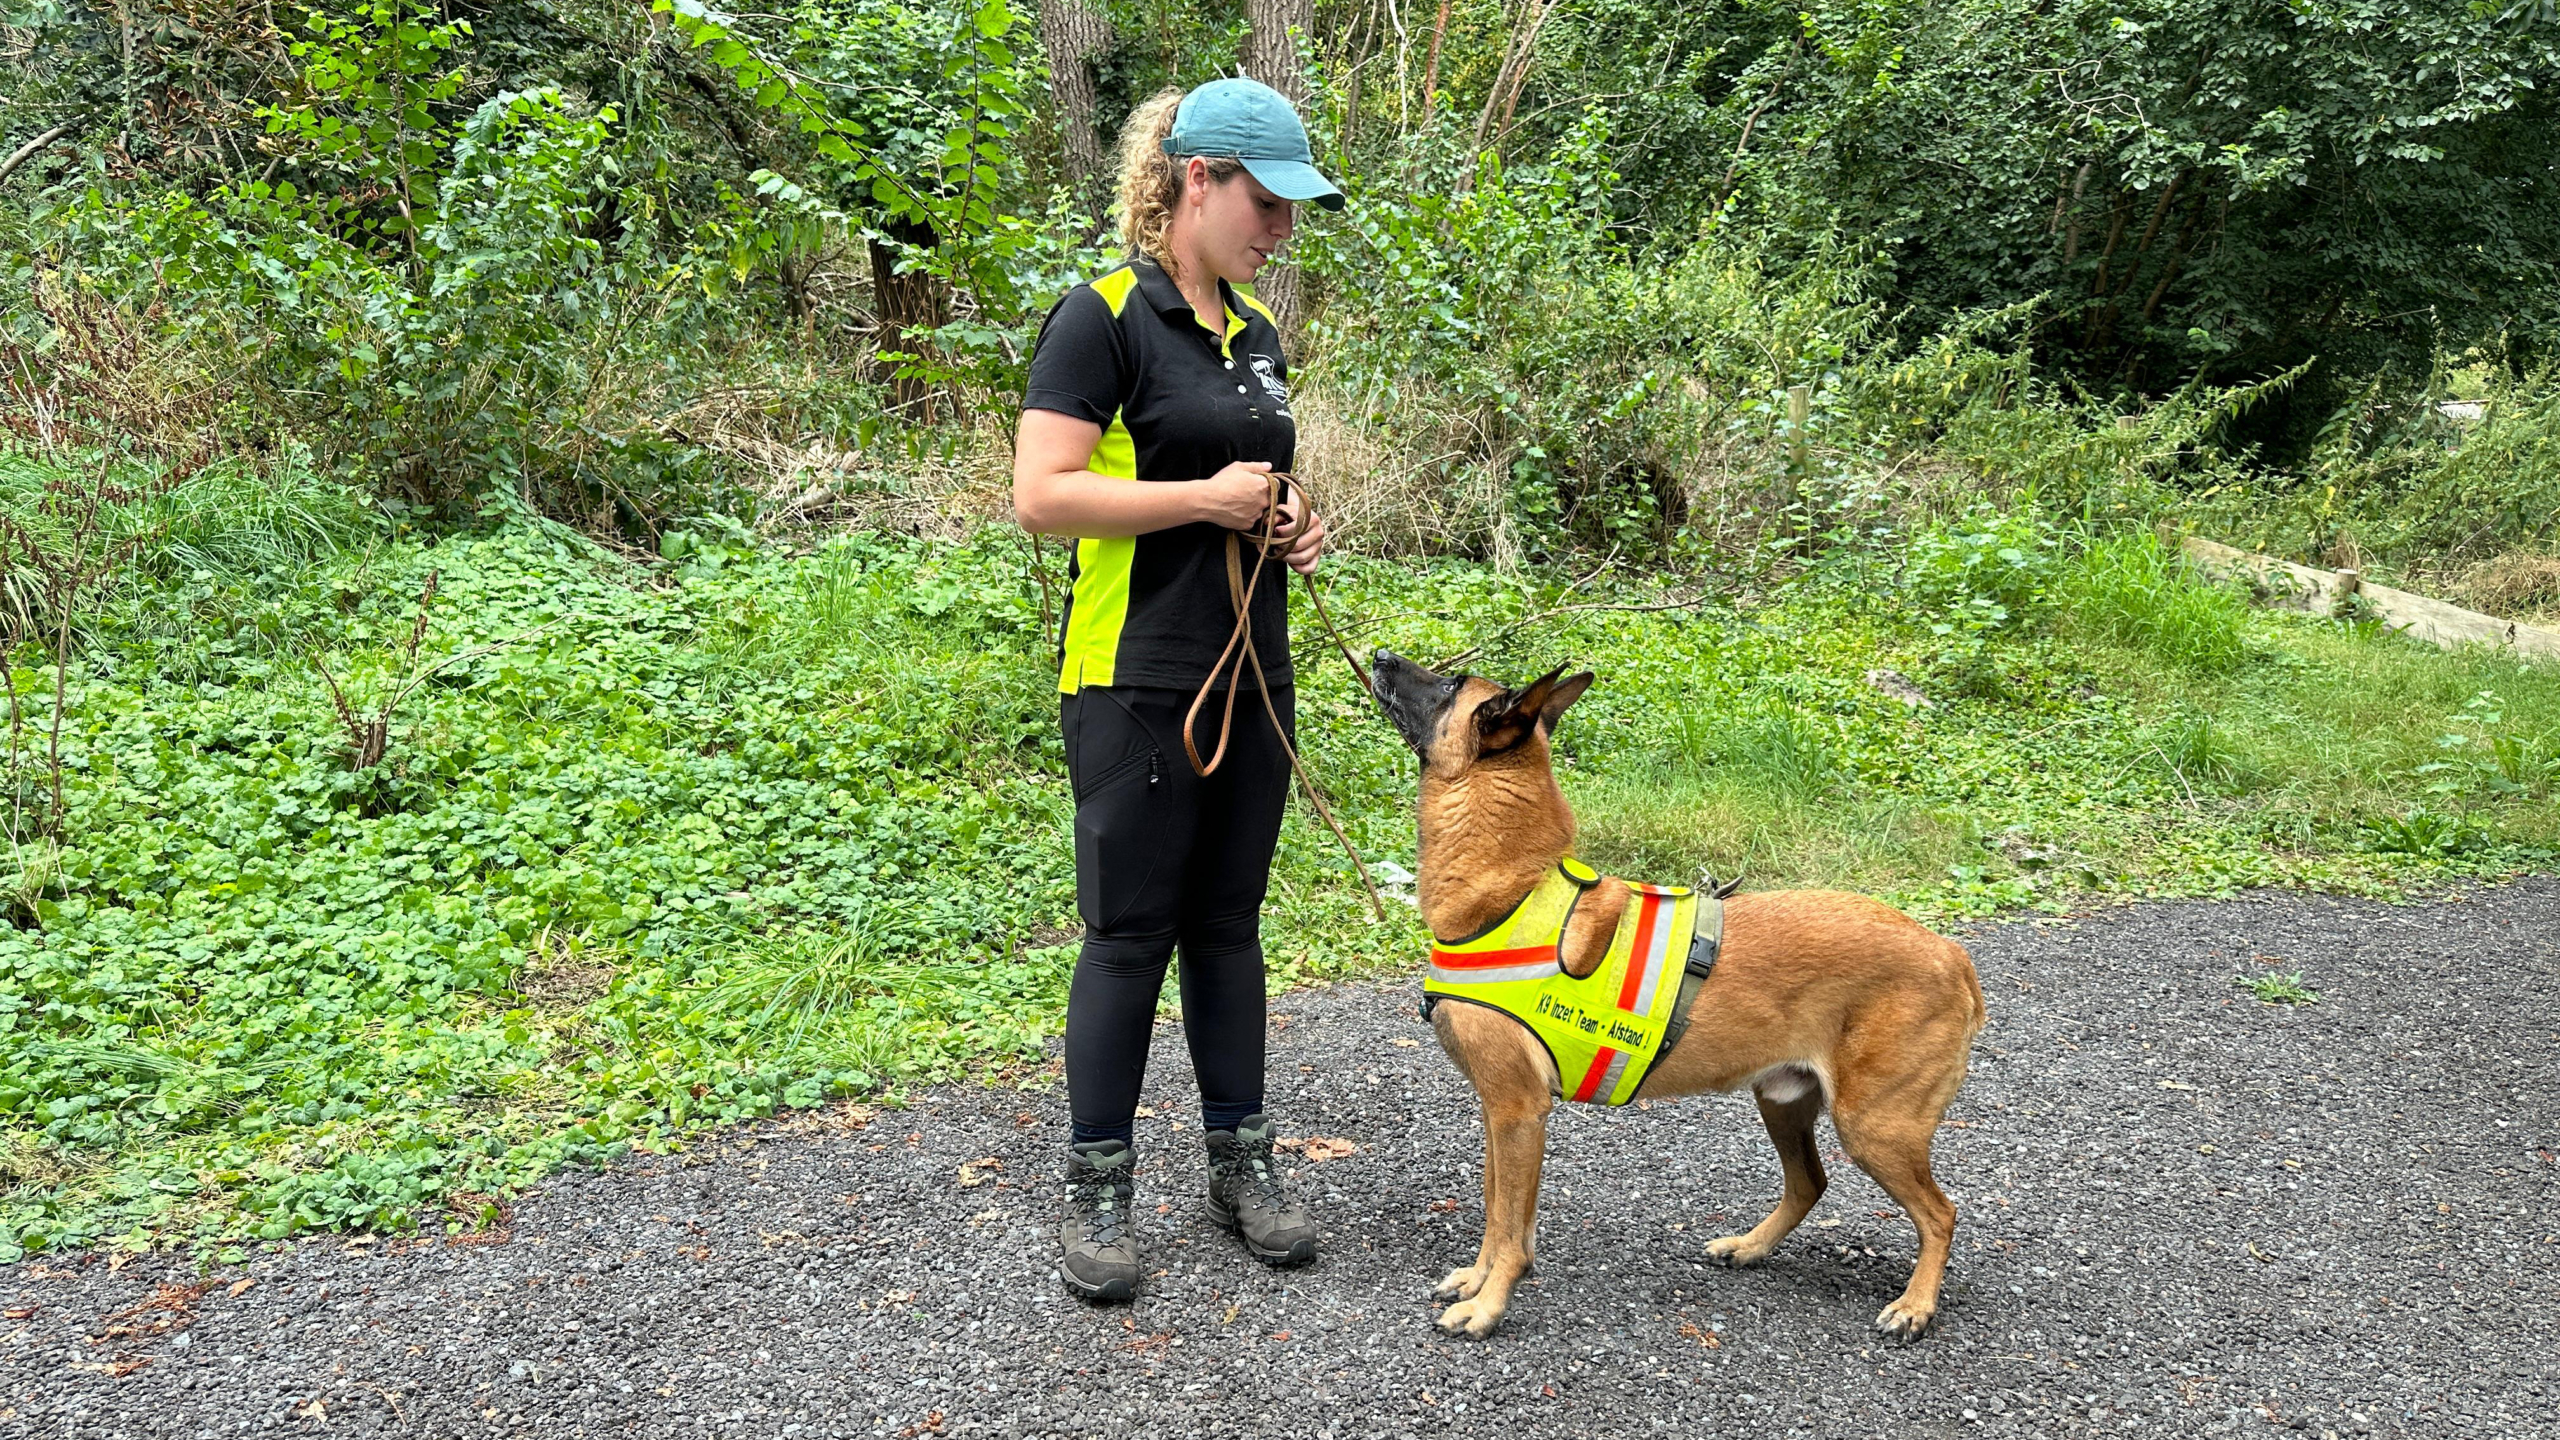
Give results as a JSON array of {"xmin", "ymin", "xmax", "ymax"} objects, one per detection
[
  {"xmin": 2225, "ymin": 365, "xmax": 2560, "ymax": 572},
  {"xmin": 1292, "ymin": 111, "xmax": 1884, "ymax": 562},
  {"xmin": 1902, "ymin": 501, "xmax": 2064, "ymax": 636}
]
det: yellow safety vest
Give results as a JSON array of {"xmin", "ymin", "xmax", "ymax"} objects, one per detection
[{"xmin": 1424, "ymin": 858, "xmax": 1722, "ymax": 1106}]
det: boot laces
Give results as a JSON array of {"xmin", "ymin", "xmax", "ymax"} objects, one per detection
[
  {"xmin": 1233, "ymin": 1142, "xmax": 1290, "ymax": 1210},
  {"xmin": 1071, "ymin": 1172, "xmax": 1129, "ymax": 1245}
]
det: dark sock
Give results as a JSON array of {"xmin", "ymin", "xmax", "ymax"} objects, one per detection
[
  {"xmin": 1201, "ymin": 1102, "xmax": 1263, "ymax": 1135},
  {"xmin": 1071, "ymin": 1121, "xmax": 1134, "ymax": 1149}
]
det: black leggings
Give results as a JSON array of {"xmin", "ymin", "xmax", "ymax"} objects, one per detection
[{"xmin": 1061, "ymin": 685, "xmax": 1293, "ymax": 1147}]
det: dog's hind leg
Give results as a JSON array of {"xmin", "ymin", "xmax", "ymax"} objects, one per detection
[
  {"xmin": 1831, "ymin": 1063, "xmax": 1963, "ymax": 1341},
  {"xmin": 1705, "ymin": 1078, "xmax": 1826, "ymax": 1268}
]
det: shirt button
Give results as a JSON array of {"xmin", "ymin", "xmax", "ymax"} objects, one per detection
[
  {"xmin": 1224, "ymin": 360, "xmax": 1235, "ymax": 369},
  {"xmin": 1237, "ymin": 385, "xmax": 1248, "ymax": 393}
]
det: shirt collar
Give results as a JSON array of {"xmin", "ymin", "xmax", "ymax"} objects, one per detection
[{"xmin": 1132, "ymin": 256, "xmax": 1238, "ymax": 326}]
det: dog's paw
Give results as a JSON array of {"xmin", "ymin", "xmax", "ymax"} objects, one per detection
[
  {"xmin": 1431, "ymin": 1264, "xmax": 1487, "ymax": 1303},
  {"xmin": 1874, "ymin": 1295, "xmax": 1937, "ymax": 1341},
  {"xmin": 1703, "ymin": 1233, "xmax": 1771, "ymax": 1268},
  {"xmin": 1434, "ymin": 1297, "xmax": 1504, "ymax": 1339}
]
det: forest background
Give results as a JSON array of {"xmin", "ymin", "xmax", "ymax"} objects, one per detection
[{"xmin": 1, "ymin": 0, "xmax": 2557, "ymax": 1258}]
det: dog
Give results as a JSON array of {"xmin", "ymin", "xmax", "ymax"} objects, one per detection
[{"xmin": 1370, "ymin": 651, "xmax": 1986, "ymax": 1340}]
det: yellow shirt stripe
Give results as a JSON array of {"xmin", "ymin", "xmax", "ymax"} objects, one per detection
[{"xmin": 1058, "ymin": 411, "xmax": 1139, "ymax": 693}]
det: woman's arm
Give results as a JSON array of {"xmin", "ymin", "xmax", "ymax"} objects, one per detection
[{"xmin": 1012, "ymin": 408, "xmax": 1293, "ymax": 539}]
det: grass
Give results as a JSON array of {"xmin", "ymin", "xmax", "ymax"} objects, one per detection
[
  {"xmin": 2235, "ymin": 970, "xmax": 2321, "ymax": 1005},
  {"xmin": 2060, "ymin": 531, "xmax": 2253, "ymax": 673},
  {"xmin": 1, "ymin": 464, "xmax": 2556, "ymax": 1260}
]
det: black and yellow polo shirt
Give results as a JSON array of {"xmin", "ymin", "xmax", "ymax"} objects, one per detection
[{"xmin": 1023, "ymin": 256, "xmax": 1296, "ymax": 694}]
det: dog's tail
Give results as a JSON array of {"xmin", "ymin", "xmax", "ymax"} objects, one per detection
[{"xmin": 1945, "ymin": 937, "xmax": 1987, "ymax": 1035}]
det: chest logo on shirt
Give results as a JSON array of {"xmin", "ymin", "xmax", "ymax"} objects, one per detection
[{"xmin": 1249, "ymin": 354, "xmax": 1291, "ymax": 406}]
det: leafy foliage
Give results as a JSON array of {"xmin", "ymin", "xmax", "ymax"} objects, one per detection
[
  {"xmin": 1515, "ymin": 0, "xmax": 2560, "ymax": 396},
  {"xmin": 1904, "ymin": 502, "xmax": 2065, "ymax": 639}
]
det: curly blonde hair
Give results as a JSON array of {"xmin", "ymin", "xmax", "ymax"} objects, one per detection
[{"xmin": 1116, "ymin": 88, "xmax": 1243, "ymax": 276}]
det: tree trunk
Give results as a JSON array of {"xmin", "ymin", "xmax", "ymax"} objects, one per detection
[
  {"xmin": 2080, "ymin": 187, "xmax": 2132, "ymax": 346},
  {"xmin": 869, "ymin": 218, "xmax": 950, "ymax": 419},
  {"xmin": 2136, "ymin": 183, "xmax": 2214, "ymax": 331},
  {"xmin": 1242, "ymin": 0, "xmax": 1315, "ymax": 332},
  {"xmin": 2087, "ymin": 170, "xmax": 2191, "ymax": 356},
  {"xmin": 2058, "ymin": 161, "xmax": 2090, "ymax": 259},
  {"xmin": 1039, "ymin": 0, "xmax": 1112, "ymax": 210},
  {"xmin": 1243, "ymin": 0, "xmax": 1313, "ymax": 101},
  {"xmin": 1463, "ymin": 0, "xmax": 1560, "ymax": 191},
  {"xmin": 1420, "ymin": 0, "xmax": 1454, "ymax": 124}
]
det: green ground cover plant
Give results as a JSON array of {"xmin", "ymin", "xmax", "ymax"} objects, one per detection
[{"xmin": 3, "ymin": 463, "xmax": 2555, "ymax": 1260}]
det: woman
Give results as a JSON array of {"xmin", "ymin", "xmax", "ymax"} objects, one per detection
[{"xmin": 1012, "ymin": 77, "xmax": 1345, "ymax": 1302}]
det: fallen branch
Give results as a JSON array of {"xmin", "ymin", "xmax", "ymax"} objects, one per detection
[
  {"xmin": 0, "ymin": 119, "xmax": 82, "ymax": 189},
  {"xmin": 2179, "ymin": 535, "xmax": 2560, "ymax": 664}
]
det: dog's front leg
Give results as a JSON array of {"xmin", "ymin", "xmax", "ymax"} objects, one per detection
[
  {"xmin": 1435, "ymin": 1092, "xmax": 1547, "ymax": 1339},
  {"xmin": 1431, "ymin": 1101, "xmax": 1500, "ymax": 1305}
]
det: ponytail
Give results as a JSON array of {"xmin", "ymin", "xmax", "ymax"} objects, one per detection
[{"xmin": 1115, "ymin": 88, "xmax": 1243, "ymax": 276}]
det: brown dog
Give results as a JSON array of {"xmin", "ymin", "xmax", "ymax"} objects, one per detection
[{"xmin": 1370, "ymin": 651, "xmax": 1986, "ymax": 1340}]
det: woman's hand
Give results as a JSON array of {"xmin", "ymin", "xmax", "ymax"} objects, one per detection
[
  {"xmin": 1270, "ymin": 494, "xmax": 1327, "ymax": 574},
  {"xmin": 1195, "ymin": 461, "xmax": 1281, "ymax": 532},
  {"xmin": 1197, "ymin": 462, "xmax": 1324, "ymax": 572}
]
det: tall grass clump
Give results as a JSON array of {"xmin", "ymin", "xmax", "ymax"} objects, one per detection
[
  {"xmin": 0, "ymin": 448, "xmax": 375, "ymax": 657},
  {"xmin": 144, "ymin": 448, "xmax": 373, "ymax": 582},
  {"xmin": 2062, "ymin": 531, "xmax": 2252, "ymax": 673}
]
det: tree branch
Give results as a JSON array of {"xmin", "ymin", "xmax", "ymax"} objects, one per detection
[
  {"xmin": 1714, "ymin": 36, "xmax": 1804, "ymax": 215},
  {"xmin": 0, "ymin": 120, "xmax": 83, "ymax": 189},
  {"xmin": 1432, "ymin": 593, "xmax": 1707, "ymax": 670}
]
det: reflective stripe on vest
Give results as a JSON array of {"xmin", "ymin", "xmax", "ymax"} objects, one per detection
[{"xmin": 1424, "ymin": 860, "xmax": 1708, "ymax": 1106}]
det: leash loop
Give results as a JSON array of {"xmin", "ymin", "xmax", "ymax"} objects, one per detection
[
  {"xmin": 1176, "ymin": 471, "xmax": 1386, "ymax": 920},
  {"xmin": 1179, "ymin": 471, "xmax": 1278, "ymax": 777}
]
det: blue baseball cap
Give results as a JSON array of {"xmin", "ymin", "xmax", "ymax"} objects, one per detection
[{"xmin": 1162, "ymin": 77, "xmax": 1346, "ymax": 211}]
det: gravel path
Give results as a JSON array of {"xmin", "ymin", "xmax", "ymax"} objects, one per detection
[{"xmin": 8, "ymin": 880, "xmax": 2558, "ymax": 1439}]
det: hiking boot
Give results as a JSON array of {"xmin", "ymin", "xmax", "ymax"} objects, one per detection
[
  {"xmin": 1204, "ymin": 1115, "xmax": 1318, "ymax": 1266},
  {"xmin": 1057, "ymin": 1139, "xmax": 1140, "ymax": 1302}
]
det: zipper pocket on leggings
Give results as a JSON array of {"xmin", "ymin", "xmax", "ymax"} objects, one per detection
[{"xmin": 1074, "ymin": 745, "xmax": 1155, "ymax": 803}]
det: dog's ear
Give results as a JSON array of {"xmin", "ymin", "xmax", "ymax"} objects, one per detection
[
  {"xmin": 1475, "ymin": 665, "xmax": 1568, "ymax": 756},
  {"xmin": 1535, "ymin": 671, "xmax": 1594, "ymax": 736}
]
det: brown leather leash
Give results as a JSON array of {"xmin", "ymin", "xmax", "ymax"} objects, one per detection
[{"xmin": 1180, "ymin": 472, "xmax": 1386, "ymax": 921}]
